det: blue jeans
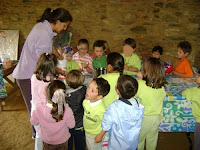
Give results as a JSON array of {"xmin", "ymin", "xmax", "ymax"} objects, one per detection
[{"xmin": 68, "ymin": 128, "xmax": 86, "ymax": 150}]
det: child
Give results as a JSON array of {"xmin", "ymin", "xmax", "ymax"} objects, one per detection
[
  {"xmin": 92, "ymin": 40, "xmax": 106, "ymax": 70},
  {"xmin": 100, "ymin": 75, "xmax": 144, "ymax": 150},
  {"xmin": 99, "ymin": 52, "xmax": 124, "ymax": 108},
  {"xmin": 31, "ymin": 53, "xmax": 58, "ymax": 150},
  {"xmin": 83, "ymin": 78, "xmax": 110, "ymax": 150},
  {"xmin": 30, "ymin": 80, "xmax": 75, "ymax": 150},
  {"xmin": 63, "ymin": 46, "xmax": 80, "ymax": 73},
  {"xmin": 72, "ymin": 39, "xmax": 93, "ymax": 75},
  {"xmin": 152, "ymin": 46, "xmax": 163, "ymax": 59},
  {"xmin": 65, "ymin": 70, "xmax": 87, "ymax": 150},
  {"xmin": 182, "ymin": 75, "xmax": 200, "ymax": 150},
  {"xmin": 91, "ymin": 40, "xmax": 110, "ymax": 59},
  {"xmin": 121, "ymin": 38, "xmax": 141, "ymax": 75},
  {"xmin": 136, "ymin": 57, "xmax": 166, "ymax": 150},
  {"xmin": 172, "ymin": 41, "xmax": 193, "ymax": 78}
]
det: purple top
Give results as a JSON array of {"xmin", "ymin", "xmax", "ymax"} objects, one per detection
[{"xmin": 13, "ymin": 20, "xmax": 57, "ymax": 79}]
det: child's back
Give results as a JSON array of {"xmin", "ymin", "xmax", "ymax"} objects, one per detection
[
  {"xmin": 65, "ymin": 70, "xmax": 86, "ymax": 150},
  {"xmin": 102, "ymin": 75, "xmax": 144, "ymax": 150}
]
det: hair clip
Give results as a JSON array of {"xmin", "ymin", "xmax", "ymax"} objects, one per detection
[{"xmin": 45, "ymin": 52, "xmax": 49, "ymax": 56}]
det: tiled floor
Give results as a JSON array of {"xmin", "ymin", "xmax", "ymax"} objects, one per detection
[{"xmin": 0, "ymin": 86, "xmax": 194, "ymax": 150}]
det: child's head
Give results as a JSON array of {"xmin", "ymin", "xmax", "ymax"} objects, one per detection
[
  {"xmin": 66, "ymin": 70, "xmax": 85, "ymax": 89},
  {"xmin": 46, "ymin": 80, "xmax": 66, "ymax": 122},
  {"xmin": 106, "ymin": 52, "xmax": 124, "ymax": 75},
  {"xmin": 142, "ymin": 57, "xmax": 166, "ymax": 88},
  {"xmin": 123, "ymin": 38, "xmax": 136, "ymax": 56},
  {"xmin": 64, "ymin": 46, "xmax": 74, "ymax": 61},
  {"xmin": 35, "ymin": 53, "xmax": 58, "ymax": 81},
  {"xmin": 77, "ymin": 39, "xmax": 89, "ymax": 56},
  {"xmin": 116, "ymin": 75, "xmax": 138, "ymax": 99},
  {"xmin": 177, "ymin": 41, "xmax": 192, "ymax": 59},
  {"xmin": 93, "ymin": 40, "xmax": 105, "ymax": 59},
  {"xmin": 152, "ymin": 46, "xmax": 163, "ymax": 59},
  {"xmin": 102, "ymin": 40, "xmax": 110, "ymax": 55},
  {"xmin": 86, "ymin": 78, "xmax": 110, "ymax": 102}
]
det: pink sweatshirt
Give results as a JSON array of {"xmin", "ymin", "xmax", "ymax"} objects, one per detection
[
  {"xmin": 30, "ymin": 103, "xmax": 75, "ymax": 145},
  {"xmin": 31, "ymin": 74, "xmax": 50, "ymax": 105}
]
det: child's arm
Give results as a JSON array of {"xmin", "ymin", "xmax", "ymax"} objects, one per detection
[
  {"xmin": 172, "ymin": 70, "xmax": 190, "ymax": 78},
  {"xmin": 182, "ymin": 88, "xmax": 193, "ymax": 101},
  {"xmin": 124, "ymin": 65, "xmax": 139, "ymax": 72},
  {"xmin": 52, "ymin": 45, "xmax": 63, "ymax": 60},
  {"xmin": 65, "ymin": 104, "xmax": 75, "ymax": 129},
  {"xmin": 30, "ymin": 110, "xmax": 39, "ymax": 126},
  {"xmin": 82, "ymin": 62, "xmax": 93, "ymax": 74},
  {"xmin": 94, "ymin": 130, "xmax": 107, "ymax": 143}
]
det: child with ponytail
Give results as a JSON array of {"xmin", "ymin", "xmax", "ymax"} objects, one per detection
[{"xmin": 30, "ymin": 80, "xmax": 75, "ymax": 150}]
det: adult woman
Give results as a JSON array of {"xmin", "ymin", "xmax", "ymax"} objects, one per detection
[{"xmin": 12, "ymin": 7, "xmax": 72, "ymax": 134}]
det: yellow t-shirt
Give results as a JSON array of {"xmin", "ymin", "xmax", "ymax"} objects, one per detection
[
  {"xmin": 99, "ymin": 73, "xmax": 120, "ymax": 108},
  {"xmin": 136, "ymin": 79, "xmax": 166, "ymax": 115}
]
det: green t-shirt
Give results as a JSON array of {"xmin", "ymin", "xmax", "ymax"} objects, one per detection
[
  {"xmin": 182, "ymin": 87, "xmax": 200, "ymax": 122},
  {"xmin": 66, "ymin": 60, "xmax": 80, "ymax": 72},
  {"xmin": 121, "ymin": 53, "xmax": 141, "ymax": 75},
  {"xmin": 99, "ymin": 73, "xmax": 120, "ymax": 108},
  {"xmin": 83, "ymin": 99, "xmax": 106, "ymax": 136},
  {"xmin": 92, "ymin": 55, "xmax": 106, "ymax": 70},
  {"xmin": 136, "ymin": 79, "xmax": 166, "ymax": 115}
]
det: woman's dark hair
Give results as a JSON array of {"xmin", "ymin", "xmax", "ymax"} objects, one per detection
[
  {"xmin": 117, "ymin": 75, "xmax": 138, "ymax": 99},
  {"xmin": 34, "ymin": 53, "xmax": 58, "ymax": 82},
  {"xmin": 107, "ymin": 52, "xmax": 124, "ymax": 75},
  {"xmin": 142, "ymin": 57, "xmax": 166, "ymax": 88},
  {"xmin": 123, "ymin": 38, "xmax": 136, "ymax": 49},
  {"xmin": 66, "ymin": 70, "xmax": 85, "ymax": 89},
  {"xmin": 37, "ymin": 8, "xmax": 72, "ymax": 23},
  {"xmin": 47, "ymin": 80, "xmax": 66, "ymax": 122},
  {"xmin": 93, "ymin": 78, "xmax": 110, "ymax": 97}
]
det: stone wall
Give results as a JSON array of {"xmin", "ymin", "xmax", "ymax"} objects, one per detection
[{"xmin": 0, "ymin": 0, "xmax": 200, "ymax": 71}]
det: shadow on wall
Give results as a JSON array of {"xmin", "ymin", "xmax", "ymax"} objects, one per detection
[{"xmin": 18, "ymin": 30, "xmax": 25, "ymax": 60}]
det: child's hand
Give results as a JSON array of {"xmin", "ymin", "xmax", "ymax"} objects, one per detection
[
  {"xmin": 124, "ymin": 65, "xmax": 129, "ymax": 70},
  {"xmin": 82, "ymin": 62, "xmax": 88, "ymax": 68},
  {"xmin": 94, "ymin": 134, "xmax": 103, "ymax": 143}
]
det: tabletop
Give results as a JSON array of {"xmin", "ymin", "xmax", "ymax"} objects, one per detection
[{"xmin": 159, "ymin": 75, "xmax": 197, "ymax": 132}]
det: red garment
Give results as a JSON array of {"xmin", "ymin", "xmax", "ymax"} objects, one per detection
[{"xmin": 174, "ymin": 58, "xmax": 193, "ymax": 77}]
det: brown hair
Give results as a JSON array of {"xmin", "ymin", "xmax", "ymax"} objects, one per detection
[
  {"xmin": 34, "ymin": 53, "xmax": 58, "ymax": 82},
  {"xmin": 66, "ymin": 70, "xmax": 85, "ymax": 89},
  {"xmin": 117, "ymin": 75, "xmax": 138, "ymax": 99},
  {"xmin": 47, "ymin": 80, "xmax": 66, "ymax": 122},
  {"xmin": 142, "ymin": 57, "xmax": 166, "ymax": 88}
]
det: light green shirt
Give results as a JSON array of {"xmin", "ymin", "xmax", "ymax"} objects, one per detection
[
  {"xmin": 66, "ymin": 60, "xmax": 80, "ymax": 72},
  {"xmin": 83, "ymin": 99, "xmax": 106, "ymax": 136},
  {"xmin": 92, "ymin": 55, "xmax": 106, "ymax": 70},
  {"xmin": 136, "ymin": 79, "xmax": 166, "ymax": 115},
  {"xmin": 121, "ymin": 53, "xmax": 141, "ymax": 75},
  {"xmin": 182, "ymin": 87, "xmax": 200, "ymax": 122},
  {"xmin": 99, "ymin": 73, "xmax": 120, "ymax": 108}
]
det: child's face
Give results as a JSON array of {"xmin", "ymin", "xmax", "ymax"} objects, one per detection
[
  {"xmin": 77, "ymin": 44, "xmax": 89, "ymax": 56},
  {"xmin": 64, "ymin": 53, "xmax": 72, "ymax": 61},
  {"xmin": 86, "ymin": 81, "xmax": 102, "ymax": 102},
  {"xmin": 152, "ymin": 51, "xmax": 161, "ymax": 59},
  {"xmin": 94, "ymin": 47, "xmax": 104, "ymax": 59},
  {"xmin": 177, "ymin": 48, "xmax": 188, "ymax": 59},
  {"xmin": 123, "ymin": 45, "xmax": 135, "ymax": 56}
]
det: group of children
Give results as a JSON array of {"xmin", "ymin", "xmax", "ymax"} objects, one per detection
[{"xmin": 29, "ymin": 38, "xmax": 200, "ymax": 150}]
